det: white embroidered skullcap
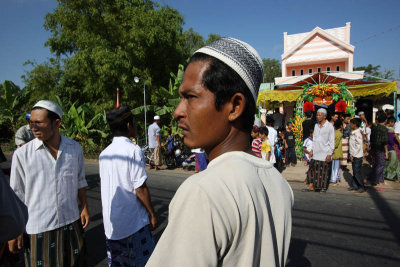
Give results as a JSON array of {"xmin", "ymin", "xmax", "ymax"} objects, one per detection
[
  {"xmin": 154, "ymin": 115, "xmax": 160, "ymax": 120},
  {"xmin": 33, "ymin": 100, "xmax": 63, "ymax": 119},
  {"xmin": 358, "ymin": 111, "xmax": 365, "ymax": 115},
  {"xmin": 317, "ymin": 108, "xmax": 327, "ymax": 115},
  {"xmin": 194, "ymin": 37, "xmax": 264, "ymax": 102}
]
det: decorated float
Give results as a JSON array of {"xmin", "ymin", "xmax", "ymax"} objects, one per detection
[{"xmin": 290, "ymin": 82, "xmax": 355, "ymax": 157}]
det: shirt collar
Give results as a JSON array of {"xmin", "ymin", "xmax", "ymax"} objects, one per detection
[
  {"xmin": 33, "ymin": 134, "xmax": 71, "ymax": 151},
  {"xmin": 112, "ymin": 136, "xmax": 132, "ymax": 143}
]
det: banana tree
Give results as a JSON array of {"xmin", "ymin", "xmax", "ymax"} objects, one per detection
[
  {"xmin": 54, "ymin": 96, "xmax": 110, "ymax": 149},
  {"xmin": 0, "ymin": 81, "xmax": 31, "ymax": 135}
]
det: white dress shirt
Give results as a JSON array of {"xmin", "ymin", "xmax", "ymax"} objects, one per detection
[
  {"xmin": 349, "ymin": 128, "xmax": 364, "ymax": 158},
  {"xmin": 266, "ymin": 126, "xmax": 278, "ymax": 163},
  {"xmin": 148, "ymin": 122, "xmax": 160, "ymax": 149},
  {"xmin": 312, "ymin": 121, "xmax": 335, "ymax": 161},
  {"xmin": 99, "ymin": 137, "xmax": 149, "ymax": 240},
  {"xmin": 10, "ymin": 135, "xmax": 87, "ymax": 234},
  {"xmin": 394, "ymin": 121, "xmax": 400, "ymax": 136}
]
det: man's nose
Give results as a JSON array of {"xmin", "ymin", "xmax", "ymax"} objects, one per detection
[{"xmin": 173, "ymin": 100, "xmax": 185, "ymax": 119}]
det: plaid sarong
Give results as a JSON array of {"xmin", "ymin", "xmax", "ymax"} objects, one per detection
[
  {"xmin": 307, "ymin": 159, "xmax": 331, "ymax": 190},
  {"xmin": 24, "ymin": 220, "xmax": 86, "ymax": 267},
  {"xmin": 106, "ymin": 225, "xmax": 155, "ymax": 267}
]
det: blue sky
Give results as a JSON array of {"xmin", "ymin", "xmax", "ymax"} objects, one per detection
[{"xmin": 1, "ymin": 0, "xmax": 399, "ymax": 87}]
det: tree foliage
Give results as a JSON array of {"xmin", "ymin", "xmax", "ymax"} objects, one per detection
[
  {"xmin": 0, "ymin": 81, "xmax": 32, "ymax": 141},
  {"xmin": 262, "ymin": 58, "xmax": 281, "ymax": 83},
  {"xmin": 43, "ymin": 0, "xmax": 188, "ymax": 110},
  {"xmin": 354, "ymin": 64, "xmax": 394, "ymax": 80}
]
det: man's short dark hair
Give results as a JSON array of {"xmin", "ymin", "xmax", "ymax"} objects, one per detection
[
  {"xmin": 343, "ymin": 113, "xmax": 351, "ymax": 118},
  {"xmin": 350, "ymin": 118, "xmax": 361, "ymax": 127},
  {"xmin": 266, "ymin": 115, "xmax": 274, "ymax": 126},
  {"xmin": 334, "ymin": 118, "xmax": 342, "ymax": 130},
  {"xmin": 189, "ymin": 53, "xmax": 255, "ymax": 133},
  {"xmin": 31, "ymin": 107, "xmax": 61, "ymax": 122},
  {"xmin": 387, "ymin": 116, "xmax": 396, "ymax": 124},
  {"xmin": 106, "ymin": 106, "xmax": 135, "ymax": 137},
  {"xmin": 376, "ymin": 111, "xmax": 387, "ymax": 123},
  {"xmin": 259, "ymin": 126, "xmax": 269, "ymax": 136},
  {"xmin": 305, "ymin": 110, "xmax": 312, "ymax": 118}
]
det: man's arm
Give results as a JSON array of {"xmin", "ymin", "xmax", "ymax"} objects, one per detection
[
  {"xmin": 135, "ymin": 182, "xmax": 157, "ymax": 229},
  {"xmin": 78, "ymin": 188, "xmax": 90, "ymax": 229},
  {"xmin": 77, "ymin": 147, "xmax": 89, "ymax": 228}
]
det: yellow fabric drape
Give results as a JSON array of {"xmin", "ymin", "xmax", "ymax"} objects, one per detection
[
  {"xmin": 257, "ymin": 81, "xmax": 397, "ymax": 105},
  {"xmin": 347, "ymin": 81, "xmax": 397, "ymax": 98}
]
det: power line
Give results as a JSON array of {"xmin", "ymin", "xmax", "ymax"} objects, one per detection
[{"xmin": 353, "ymin": 24, "xmax": 400, "ymax": 44}]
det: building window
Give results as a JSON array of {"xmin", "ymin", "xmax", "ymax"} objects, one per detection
[
  {"xmin": 336, "ymin": 66, "xmax": 340, "ymax": 71},
  {"xmin": 327, "ymin": 67, "xmax": 331, "ymax": 73},
  {"xmin": 300, "ymin": 69, "xmax": 304, "ymax": 75},
  {"xmin": 309, "ymin": 68, "xmax": 312, "ymax": 74},
  {"xmin": 292, "ymin": 70, "xmax": 296, "ymax": 76},
  {"xmin": 317, "ymin": 67, "xmax": 321, "ymax": 73}
]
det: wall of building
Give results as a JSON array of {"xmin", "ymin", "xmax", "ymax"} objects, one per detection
[{"xmin": 287, "ymin": 62, "xmax": 346, "ymax": 76}]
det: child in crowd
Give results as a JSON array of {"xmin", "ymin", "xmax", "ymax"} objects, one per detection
[
  {"xmin": 284, "ymin": 122, "xmax": 297, "ymax": 167},
  {"xmin": 303, "ymin": 129, "xmax": 313, "ymax": 165},
  {"xmin": 259, "ymin": 127, "xmax": 271, "ymax": 161},
  {"xmin": 251, "ymin": 126, "xmax": 262, "ymax": 158},
  {"xmin": 349, "ymin": 118, "xmax": 365, "ymax": 193},
  {"xmin": 330, "ymin": 119, "xmax": 343, "ymax": 184}
]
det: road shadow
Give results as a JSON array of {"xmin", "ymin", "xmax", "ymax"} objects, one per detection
[
  {"xmin": 367, "ymin": 188, "xmax": 400, "ymax": 245},
  {"xmin": 286, "ymin": 238, "xmax": 311, "ymax": 267},
  {"xmin": 86, "ymin": 174, "xmax": 100, "ymax": 189}
]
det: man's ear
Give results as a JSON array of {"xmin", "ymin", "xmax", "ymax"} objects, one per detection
[{"xmin": 227, "ymin": 92, "xmax": 246, "ymax": 122}]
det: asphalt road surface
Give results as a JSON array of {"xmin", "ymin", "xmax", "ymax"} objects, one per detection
[{"xmin": 83, "ymin": 162, "xmax": 400, "ymax": 266}]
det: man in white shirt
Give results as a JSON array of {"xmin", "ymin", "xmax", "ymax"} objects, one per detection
[
  {"xmin": 306, "ymin": 108, "xmax": 335, "ymax": 193},
  {"xmin": 9, "ymin": 100, "xmax": 89, "ymax": 267},
  {"xmin": 395, "ymin": 113, "xmax": 400, "ymax": 137},
  {"xmin": 266, "ymin": 115, "xmax": 278, "ymax": 164},
  {"xmin": 14, "ymin": 113, "xmax": 34, "ymax": 147},
  {"xmin": 99, "ymin": 106, "xmax": 157, "ymax": 266},
  {"xmin": 348, "ymin": 118, "xmax": 365, "ymax": 193},
  {"xmin": 148, "ymin": 115, "xmax": 161, "ymax": 170},
  {"xmin": 147, "ymin": 37, "xmax": 293, "ymax": 267}
]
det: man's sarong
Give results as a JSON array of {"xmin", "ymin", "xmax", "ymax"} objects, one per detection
[
  {"xmin": 340, "ymin": 138, "xmax": 349, "ymax": 166},
  {"xmin": 24, "ymin": 220, "xmax": 85, "ymax": 267},
  {"xmin": 106, "ymin": 225, "xmax": 155, "ymax": 267},
  {"xmin": 150, "ymin": 147, "xmax": 162, "ymax": 166},
  {"xmin": 307, "ymin": 159, "xmax": 331, "ymax": 190}
]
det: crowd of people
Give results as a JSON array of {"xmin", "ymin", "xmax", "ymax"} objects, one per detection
[
  {"xmin": 1, "ymin": 37, "xmax": 294, "ymax": 267},
  {"xmin": 250, "ymin": 107, "xmax": 400, "ymax": 194}
]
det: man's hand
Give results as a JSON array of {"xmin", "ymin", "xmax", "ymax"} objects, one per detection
[
  {"xmin": 150, "ymin": 214, "xmax": 158, "ymax": 230},
  {"xmin": 8, "ymin": 234, "xmax": 23, "ymax": 254},
  {"xmin": 309, "ymin": 150, "xmax": 313, "ymax": 158},
  {"xmin": 385, "ymin": 152, "xmax": 389, "ymax": 160},
  {"xmin": 326, "ymin": 155, "xmax": 332, "ymax": 163},
  {"xmin": 80, "ymin": 207, "xmax": 90, "ymax": 229},
  {"xmin": 350, "ymin": 156, "xmax": 354, "ymax": 162}
]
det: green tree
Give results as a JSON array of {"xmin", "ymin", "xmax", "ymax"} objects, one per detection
[
  {"xmin": 205, "ymin": 33, "xmax": 221, "ymax": 45},
  {"xmin": 262, "ymin": 58, "xmax": 281, "ymax": 83},
  {"xmin": 0, "ymin": 81, "xmax": 32, "ymax": 140},
  {"xmin": 183, "ymin": 27, "xmax": 204, "ymax": 54},
  {"xmin": 43, "ymin": 0, "xmax": 188, "ymax": 111},
  {"xmin": 354, "ymin": 64, "xmax": 394, "ymax": 80}
]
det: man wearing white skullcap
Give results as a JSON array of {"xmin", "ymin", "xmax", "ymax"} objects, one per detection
[
  {"xmin": 147, "ymin": 38, "xmax": 293, "ymax": 267},
  {"xmin": 9, "ymin": 100, "xmax": 89, "ymax": 266},
  {"xmin": 148, "ymin": 115, "xmax": 161, "ymax": 170},
  {"xmin": 304, "ymin": 108, "xmax": 335, "ymax": 193}
]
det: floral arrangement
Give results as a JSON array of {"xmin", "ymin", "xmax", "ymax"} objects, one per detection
[{"xmin": 289, "ymin": 112, "xmax": 306, "ymax": 157}]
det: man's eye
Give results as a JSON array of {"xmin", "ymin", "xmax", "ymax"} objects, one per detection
[{"xmin": 186, "ymin": 95, "xmax": 196, "ymax": 99}]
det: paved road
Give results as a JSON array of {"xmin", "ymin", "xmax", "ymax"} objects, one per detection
[{"xmin": 83, "ymin": 161, "xmax": 400, "ymax": 267}]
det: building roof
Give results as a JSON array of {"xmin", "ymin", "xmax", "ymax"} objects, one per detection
[{"xmin": 282, "ymin": 25, "xmax": 354, "ymax": 61}]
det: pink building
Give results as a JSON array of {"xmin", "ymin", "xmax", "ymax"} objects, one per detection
[{"xmin": 275, "ymin": 22, "xmax": 364, "ymax": 85}]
